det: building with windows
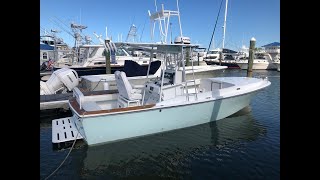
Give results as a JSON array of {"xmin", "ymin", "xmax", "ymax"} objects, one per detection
[{"xmin": 40, "ymin": 43, "xmax": 55, "ymax": 65}]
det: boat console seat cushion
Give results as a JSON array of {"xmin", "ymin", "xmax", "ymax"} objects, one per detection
[{"xmin": 115, "ymin": 71, "xmax": 142, "ymax": 100}]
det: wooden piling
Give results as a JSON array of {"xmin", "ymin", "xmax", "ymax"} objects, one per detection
[
  {"xmin": 105, "ymin": 39, "xmax": 111, "ymax": 74},
  {"xmin": 247, "ymin": 37, "xmax": 256, "ymax": 77},
  {"xmin": 219, "ymin": 51, "xmax": 222, "ymax": 65}
]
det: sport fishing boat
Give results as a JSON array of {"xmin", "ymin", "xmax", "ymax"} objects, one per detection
[{"xmin": 65, "ymin": 42, "xmax": 271, "ymax": 146}]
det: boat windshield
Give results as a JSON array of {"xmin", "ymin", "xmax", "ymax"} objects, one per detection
[
  {"xmin": 101, "ymin": 48, "xmax": 129, "ymax": 57},
  {"xmin": 115, "ymin": 49, "xmax": 129, "ymax": 56},
  {"xmin": 224, "ymin": 54, "xmax": 235, "ymax": 60},
  {"xmin": 89, "ymin": 47, "xmax": 99, "ymax": 58}
]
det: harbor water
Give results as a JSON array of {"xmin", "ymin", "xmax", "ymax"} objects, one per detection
[{"xmin": 40, "ymin": 69, "xmax": 280, "ymax": 179}]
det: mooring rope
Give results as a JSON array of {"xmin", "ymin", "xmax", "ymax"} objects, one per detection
[{"xmin": 44, "ymin": 131, "xmax": 79, "ymax": 180}]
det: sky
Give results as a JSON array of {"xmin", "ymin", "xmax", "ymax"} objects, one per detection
[{"xmin": 40, "ymin": 0, "xmax": 280, "ymax": 51}]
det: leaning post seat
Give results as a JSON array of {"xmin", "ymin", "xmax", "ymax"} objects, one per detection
[{"xmin": 114, "ymin": 71, "xmax": 142, "ymax": 108}]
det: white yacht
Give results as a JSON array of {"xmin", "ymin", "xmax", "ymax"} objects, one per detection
[
  {"xmin": 263, "ymin": 42, "xmax": 280, "ymax": 71},
  {"xmin": 236, "ymin": 53, "xmax": 277, "ymax": 70},
  {"xmin": 204, "ymin": 48, "xmax": 240, "ymax": 68},
  {"xmin": 52, "ymin": 44, "xmax": 161, "ymax": 77}
]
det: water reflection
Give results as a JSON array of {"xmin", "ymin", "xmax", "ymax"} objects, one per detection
[{"xmin": 77, "ymin": 106, "xmax": 267, "ymax": 179}]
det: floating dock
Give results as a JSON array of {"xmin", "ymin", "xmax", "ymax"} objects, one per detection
[{"xmin": 40, "ymin": 93, "xmax": 73, "ymax": 111}]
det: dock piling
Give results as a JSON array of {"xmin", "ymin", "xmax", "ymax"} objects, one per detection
[
  {"xmin": 105, "ymin": 39, "xmax": 111, "ymax": 74},
  {"xmin": 247, "ymin": 37, "xmax": 256, "ymax": 77},
  {"xmin": 219, "ymin": 51, "xmax": 222, "ymax": 65}
]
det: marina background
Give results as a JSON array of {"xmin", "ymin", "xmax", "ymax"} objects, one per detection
[{"xmin": 40, "ymin": 0, "xmax": 280, "ymax": 49}]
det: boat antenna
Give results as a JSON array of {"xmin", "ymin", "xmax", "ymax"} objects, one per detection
[
  {"xmin": 154, "ymin": 0, "xmax": 158, "ymax": 11},
  {"xmin": 49, "ymin": 17, "xmax": 75, "ymax": 38},
  {"xmin": 176, "ymin": 0, "xmax": 183, "ymax": 37},
  {"xmin": 80, "ymin": 8, "xmax": 81, "ymax": 25},
  {"xmin": 222, "ymin": 0, "xmax": 228, "ymax": 49},
  {"xmin": 207, "ymin": 0, "xmax": 224, "ymax": 52},
  {"xmin": 170, "ymin": 22, "xmax": 172, "ymax": 44},
  {"xmin": 106, "ymin": 26, "xmax": 108, "ymax": 39},
  {"xmin": 140, "ymin": 17, "xmax": 148, "ymax": 42}
]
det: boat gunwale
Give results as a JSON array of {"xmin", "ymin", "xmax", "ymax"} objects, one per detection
[
  {"xmin": 69, "ymin": 79, "xmax": 270, "ymax": 118},
  {"xmin": 69, "ymin": 98, "xmax": 156, "ymax": 116}
]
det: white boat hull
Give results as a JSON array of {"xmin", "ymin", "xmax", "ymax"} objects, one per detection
[
  {"xmin": 73, "ymin": 92, "xmax": 255, "ymax": 146},
  {"xmin": 237, "ymin": 62, "xmax": 276, "ymax": 70}
]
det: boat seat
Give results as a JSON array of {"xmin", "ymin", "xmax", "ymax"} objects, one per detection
[
  {"xmin": 115, "ymin": 71, "xmax": 142, "ymax": 107},
  {"xmin": 73, "ymin": 87, "xmax": 102, "ymax": 111}
]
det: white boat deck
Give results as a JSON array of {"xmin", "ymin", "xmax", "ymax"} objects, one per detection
[
  {"xmin": 52, "ymin": 117, "xmax": 83, "ymax": 143},
  {"xmin": 210, "ymin": 77, "xmax": 267, "ymax": 86}
]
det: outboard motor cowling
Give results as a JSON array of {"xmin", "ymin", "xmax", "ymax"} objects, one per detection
[{"xmin": 40, "ymin": 68, "xmax": 79, "ymax": 95}]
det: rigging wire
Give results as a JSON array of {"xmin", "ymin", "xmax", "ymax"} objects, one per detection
[{"xmin": 207, "ymin": 0, "xmax": 224, "ymax": 53}]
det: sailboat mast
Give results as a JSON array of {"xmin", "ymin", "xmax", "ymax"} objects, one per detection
[{"xmin": 222, "ymin": 0, "xmax": 228, "ymax": 49}]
